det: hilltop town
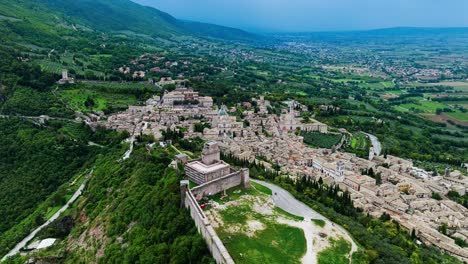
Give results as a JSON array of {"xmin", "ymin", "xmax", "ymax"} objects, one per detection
[
  {"xmin": 98, "ymin": 86, "xmax": 468, "ymax": 261},
  {"xmin": 2, "ymin": 0, "xmax": 468, "ymax": 262}
]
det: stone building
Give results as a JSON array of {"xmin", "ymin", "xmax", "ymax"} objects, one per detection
[
  {"xmin": 210, "ymin": 105, "xmax": 243, "ymax": 137},
  {"xmin": 199, "ymin": 96, "xmax": 213, "ymax": 108},
  {"xmin": 57, "ymin": 69, "xmax": 74, "ymax": 84},
  {"xmin": 279, "ymin": 105, "xmax": 328, "ymax": 133},
  {"xmin": 162, "ymin": 87, "xmax": 200, "ymax": 107},
  {"xmin": 185, "ymin": 141, "xmax": 231, "ymax": 184},
  {"xmin": 343, "ymin": 174, "xmax": 376, "ymax": 191}
]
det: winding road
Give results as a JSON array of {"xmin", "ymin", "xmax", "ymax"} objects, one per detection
[
  {"xmin": 1, "ymin": 171, "xmax": 93, "ymax": 262},
  {"xmin": 363, "ymin": 132, "xmax": 382, "ymax": 156},
  {"xmin": 122, "ymin": 136, "xmax": 135, "ymax": 160},
  {"xmin": 254, "ymin": 180, "xmax": 326, "ymax": 220}
]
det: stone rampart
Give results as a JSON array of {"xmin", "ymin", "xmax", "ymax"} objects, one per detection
[
  {"xmin": 191, "ymin": 168, "xmax": 250, "ymax": 200},
  {"xmin": 183, "ymin": 186, "xmax": 235, "ymax": 264}
]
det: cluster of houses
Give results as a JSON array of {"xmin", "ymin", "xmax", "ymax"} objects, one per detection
[{"xmin": 101, "ymin": 89, "xmax": 468, "ymax": 261}]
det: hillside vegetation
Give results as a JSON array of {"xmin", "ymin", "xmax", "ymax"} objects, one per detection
[{"xmin": 3, "ymin": 146, "xmax": 213, "ymax": 264}]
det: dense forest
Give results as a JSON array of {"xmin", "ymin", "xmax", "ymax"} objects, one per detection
[
  {"xmin": 3, "ymin": 145, "xmax": 213, "ymax": 263},
  {"xmin": 0, "ymin": 119, "xmax": 91, "ymax": 236}
]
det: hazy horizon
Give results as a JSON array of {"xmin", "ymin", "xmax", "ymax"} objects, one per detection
[{"xmin": 133, "ymin": 0, "xmax": 468, "ymax": 33}]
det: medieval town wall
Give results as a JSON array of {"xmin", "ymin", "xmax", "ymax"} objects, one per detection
[
  {"xmin": 191, "ymin": 168, "xmax": 250, "ymax": 200},
  {"xmin": 182, "ymin": 167, "xmax": 250, "ymax": 264},
  {"xmin": 183, "ymin": 187, "xmax": 235, "ymax": 264}
]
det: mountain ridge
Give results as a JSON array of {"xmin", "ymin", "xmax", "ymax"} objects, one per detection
[{"xmin": 39, "ymin": 0, "xmax": 259, "ymax": 41}]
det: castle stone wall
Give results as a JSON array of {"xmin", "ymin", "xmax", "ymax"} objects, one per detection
[
  {"xmin": 191, "ymin": 169, "xmax": 250, "ymax": 200},
  {"xmin": 183, "ymin": 187, "xmax": 235, "ymax": 264}
]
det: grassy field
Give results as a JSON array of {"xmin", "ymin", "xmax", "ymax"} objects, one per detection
[
  {"xmin": 408, "ymin": 81, "xmax": 468, "ymax": 92},
  {"xmin": 210, "ymin": 185, "xmax": 258, "ymax": 204},
  {"xmin": 188, "ymin": 181, "xmax": 198, "ymax": 189},
  {"xmin": 444, "ymin": 100, "xmax": 468, "ymax": 106},
  {"xmin": 58, "ymin": 88, "xmax": 138, "ymax": 112},
  {"xmin": 301, "ymin": 132, "xmax": 342, "ymax": 149},
  {"xmin": 317, "ymin": 238, "xmax": 352, "ymax": 264},
  {"xmin": 209, "ymin": 184, "xmax": 307, "ymax": 264},
  {"xmin": 45, "ymin": 206, "xmax": 62, "ymax": 219},
  {"xmin": 350, "ymin": 133, "xmax": 369, "ymax": 150},
  {"xmin": 274, "ymin": 207, "xmax": 304, "ymax": 221},
  {"xmin": 346, "ymin": 132, "xmax": 370, "ymax": 158},
  {"xmin": 251, "ymin": 181, "xmax": 273, "ymax": 195},
  {"xmin": 392, "ymin": 97, "xmax": 468, "ymax": 122},
  {"xmin": 446, "ymin": 111, "xmax": 468, "ymax": 121},
  {"xmin": 311, "ymin": 219, "xmax": 326, "ymax": 228},
  {"xmin": 396, "ymin": 99, "xmax": 447, "ymax": 113},
  {"xmin": 209, "ymin": 183, "xmax": 363, "ymax": 264},
  {"xmin": 360, "ymin": 81, "xmax": 395, "ymax": 90},
  {"xmin": 217, "ymin": 203, "xmax": 306, "ymax": 264}
]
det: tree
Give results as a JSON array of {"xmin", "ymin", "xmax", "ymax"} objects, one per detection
[
  {"xmin": 438, "ymin": 223, "xmax": 448, "ymax": 235},
  {"xmin": 431, "ymin": 192, "xmax": 442, "ymax": 201},
  {"xmin": 84, "ymin": 96, "xmax": 95, "ymax": 108},
  {"xmin": 375, "ymin": 172, "xmax": 382, "ymax": 185},
  {"xmin": 379, "ymin": 212, "xmax": 391, "ymax": 222}
]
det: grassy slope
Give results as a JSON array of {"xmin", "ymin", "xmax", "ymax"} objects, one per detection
[
  {"xmin": 317, "ymin": 238, "xmax": 352, "ymax": 264},
  {"xmin": 39, "ymin": 0, "xmax": 257, "ymax": 41},
  {"xmin": 41, "ymin": 0, "xmax": 182, "ymax": 38}
]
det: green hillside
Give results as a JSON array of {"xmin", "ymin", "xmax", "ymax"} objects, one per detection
[
  {"xmin": 41, "ymin": 0, "xmax": 183, "ymax": 38},
  {"xmin": 0, "ymin": 0, "xmax": 258, "ymax": 42}
]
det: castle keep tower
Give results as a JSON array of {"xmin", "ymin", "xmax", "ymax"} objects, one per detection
[{"xmin": 202, "ymin": 141, "xmax": 221, "ymax": 165}]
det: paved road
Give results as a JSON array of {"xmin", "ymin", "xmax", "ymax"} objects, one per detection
[
  {"xmin": 0, "ymin": 114, "xmax": 78, "ymax": 123},
  {"xmin": 122, "ymin": 136, "xmax": 135, "ymax": 160},
  {"xmin": 1, "ymin": 171, "xmax": 92, "ymax": 262},
  {"xmin": 121, "ymin": 122, "xmax": 149, "ymax": 161},
  {"xmin": 253, "ymin": 179, "xmax": 325, "ymax": 220},
  {"xmin": 363, "ymin": 132, "xmax": 382, "ymax": 156}
]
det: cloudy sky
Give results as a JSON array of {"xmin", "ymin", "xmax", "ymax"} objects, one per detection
[{"xmin": 133, "ymin": 0, "xmax": 468, "ymax": 32}]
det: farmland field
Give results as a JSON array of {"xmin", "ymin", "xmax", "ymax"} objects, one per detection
[
  {"xmin": 37, "ymin": 58, "xmax": 104, "ymax": 77},
  {"xmin": 395, "ymin": 99, "xmax": 447, "ymax": 113},
  {"xmin": 57, "ymin": 82, "xmax": 159, "ymax": 113},
  {"xmin": 360, "ymin": 81, "xmax": 395, "ymax": 90},
  {"xmin": 446, "ymin": 111, "xmax": 468, "ymax": 122},
  {"xmin": 408, "ymin": 81, "xmax": 468, "ymax": 91},
  {"xmin": 422, "ymin": 113, "xmax": 468, "ymax": 126},
  {"xmin": 58, "ymin": 88, "xmax": 138, "ymax": 113}
]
